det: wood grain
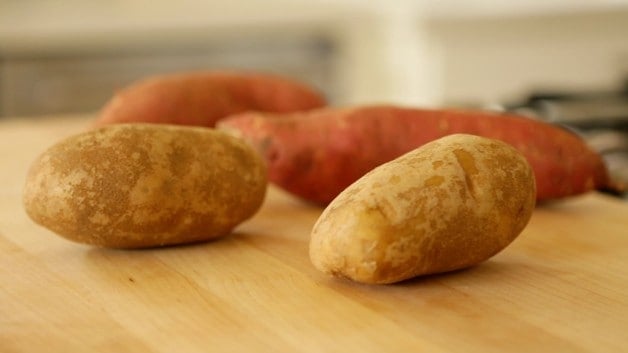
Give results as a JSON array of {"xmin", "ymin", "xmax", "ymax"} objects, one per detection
[{"xmin": 1, "ymin": 115, "xmax": 627, "ymax": 352}]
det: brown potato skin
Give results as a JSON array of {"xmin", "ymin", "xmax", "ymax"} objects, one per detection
[
  {"xmin": 309, "ymin": 134, "xmax": 536, "ymax": 284},
  {"xmin": 23, "ymin": 123, "xmax": 267, "ymax": 248}
]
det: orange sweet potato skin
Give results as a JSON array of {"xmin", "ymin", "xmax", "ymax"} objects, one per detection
[
  {"xmin": 94, "ymin": 71, "xmax": 326, "ymax": 128},
  {"xmin": 218, "ymin": 105, "xmax": 613, "ymax": 205}
]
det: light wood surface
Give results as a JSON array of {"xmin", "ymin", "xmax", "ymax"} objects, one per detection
[{"xmin": 1, "ymin": 115, "xmax": 627, "ymax": 353}]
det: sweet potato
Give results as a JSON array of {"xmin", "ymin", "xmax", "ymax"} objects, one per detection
[
  {"xmin": 217, "ymin": 105, "xmax": 614, "ymax": 205},
  {"xmin": 93, "ymin": 71, "xmax": 326, "ymax": 128}
]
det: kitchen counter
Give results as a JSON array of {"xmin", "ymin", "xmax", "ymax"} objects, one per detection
[{"xmin": 1, "ymin": 115, "xmax": 628, "ymax": 352}]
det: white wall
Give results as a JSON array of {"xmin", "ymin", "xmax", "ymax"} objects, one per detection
[
  {"xmin": 328, "ymin": 7, "xmax": 628, "ymax": 108},
  {"xmin": 426, "ymin": 10, "xmax": 628, "ymax": 106}
]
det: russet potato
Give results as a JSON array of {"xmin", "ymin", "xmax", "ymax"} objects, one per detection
[
  {"xmin": 23, "ymin": 123, "xmax": 267, "ymax": 248},
  {"xmin": 309, "ymin": 134, "xmax": 536, "ymax": 284}
]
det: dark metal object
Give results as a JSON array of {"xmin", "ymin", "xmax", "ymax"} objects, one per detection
[{"xmin": 504, "ymin": 82, "xmax": 628, "ymax": 199}]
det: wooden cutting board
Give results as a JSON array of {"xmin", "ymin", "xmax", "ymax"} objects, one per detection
[{"xmin": 1, "ymin": 115, "xmax": 627, "ymax": 353}]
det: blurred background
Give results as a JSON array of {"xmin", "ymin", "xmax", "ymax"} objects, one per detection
[{"xmin": 1, "ymin": 0, "xmax": 628, "ymax": 117}]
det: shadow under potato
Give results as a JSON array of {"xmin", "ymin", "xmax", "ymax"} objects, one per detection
[{"xmin": 318, "ymin": 258, "xmax": 526, "ymax": 289}]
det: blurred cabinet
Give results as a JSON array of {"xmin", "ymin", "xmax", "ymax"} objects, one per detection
[{"xmin": 0, "ymin": 36, "xmax": 337, "ymax": 117}]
